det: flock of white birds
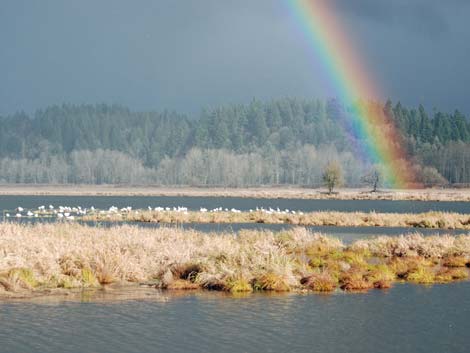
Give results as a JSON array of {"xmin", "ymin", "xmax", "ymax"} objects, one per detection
[{"xmin": 3, "ymin": 204, "xmax": 303, "ymax": 221}]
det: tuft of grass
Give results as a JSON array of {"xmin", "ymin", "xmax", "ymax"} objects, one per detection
[
  {"xmin": 81, "ymin": 268, "xmax": 98, "ymax": 287},
  {"xmin": 366, "ymin": 264, "xmax": 395, "ymax": 285},
  {"xmin": 388, "ymin": 257, "xmax": 433, "ymax": 279},
  {"xmin": 58, "ymin": 276, "xmax": 75, "ymax": 289},
  {"xmin": 340, "ymin": 251, "xmax": 368, "ymax": 266},
  {"xmin": 340, "ymin": 269, "xmax": 373, "ymax": 291},
  {"xmin": 11, "ymin": 268, "xmax": 38, "ymax": 288},
  {"xmin": 253, "ymin": 273, "xmax": 291, "ymax": 292},
  {"xmin": 301, "ymin": 272, "xmax": 337, "ymax": 292},
  {"xmin": 95, "ymin": 266, "xmax": 115, "ymax": 285},
  {"xmin": 442, "ymin": 256, "xmax": 468, "ymax": 268},
  {"xmin": 406, "ymin": 266, "xmax": 435, "ymax": 284},
  {"xmin": 226, "ymin": 277, "xmax": 252, "ymax": 293},
  {"xmin": 435, "ymin": 268, "xmax": 468, "ymax": 282},
  {"xmin": 308, "ymin": 257, "xmax": 324, "ymax": 268},
  {"xmin": 0, "ymin": 268, "xmax": 38, "ymax": 291}
]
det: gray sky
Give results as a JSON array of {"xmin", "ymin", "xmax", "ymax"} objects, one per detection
[{"xmin": 1, "ymin": 0, "xmax": 469, "ymax": 116}]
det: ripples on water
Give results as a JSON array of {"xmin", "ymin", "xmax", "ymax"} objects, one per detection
[
  {"xmin": 1, "ymin": 283, "xmax": 470, "ymax": 353},
  {"xmin": 1, "ymin": 195, "xmax": 470, "ymax": 213}
]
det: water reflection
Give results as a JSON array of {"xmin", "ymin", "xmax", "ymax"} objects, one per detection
[{"xmin": 1, "ymin": 283, "xmax": 469, "ymax": 353}]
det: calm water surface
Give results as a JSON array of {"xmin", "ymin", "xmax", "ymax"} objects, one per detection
[
  {"xmin": 1, "ymin": 283, "xmax": 469, "ymax": 353},
  {"xmin": 1, "ymin": 195, "xmax": 469, "ymax": 213}
]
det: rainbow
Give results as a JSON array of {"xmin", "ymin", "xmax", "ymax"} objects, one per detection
[{"xmin": 286, "ymin": 0, "xmax": 416, "ymax": 188}]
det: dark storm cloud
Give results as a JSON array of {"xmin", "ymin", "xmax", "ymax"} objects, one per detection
[
  {"xmin": 0, "ymin": 0, "xmax": 469, "ymax": 116},
  {"xmin": 334, "ymin": 0, "xmax": 468, "ymax": 37}
]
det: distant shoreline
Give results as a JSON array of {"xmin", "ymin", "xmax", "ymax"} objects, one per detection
[{"xmin": 0, "ymin": 185, "xmax": 469, "ymax": 201}]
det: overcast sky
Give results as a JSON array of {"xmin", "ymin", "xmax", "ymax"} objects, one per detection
[{"xmin": 1, "ymin": 0, "xmax": 469, "ymax": 116}]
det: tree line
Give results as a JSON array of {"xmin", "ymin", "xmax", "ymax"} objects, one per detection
[{"xmin": 0, "ymin": 99, "xmax": 468, "ymax": 186}]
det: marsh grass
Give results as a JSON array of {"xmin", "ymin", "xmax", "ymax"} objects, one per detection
[
  {"xmin": 406, "ymin": 266, "xmax": 436, "ymax": 284},
  {"xmin": 1, "ymin": 223, "xmax": 470, "ymax": 297},
  {"xmin": 82, "ymin": 210, "xmax": 470, "ymax": 230},
  {"xmin": 300, "ymin": 271, "xmax": 338, "ymax": 292},
  {"xmin": 435, "ymin": 268, "xmax": 469, "ymax": 282}
]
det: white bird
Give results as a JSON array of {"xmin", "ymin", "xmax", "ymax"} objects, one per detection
[
  {"xmin": 5, "ymin": 213, "xmax": 10, "ymax": 217},
  {"xmin": 16, "ymin": 213, "xmax": 22, "ymax": 218},
  {"xmin": 17, "ymin": 207, "xmax": 24, "ymax": 212},
  {"xmin": 27, "ymin": 211, "xmax": 34, "ymax": 217},
  {"xmin": 57, "ymin": 213, "xmax": 64, "ymax": 218},
  {"xmin": 49, "ymin": 205, "xmax": 54, "ymax": 210}
]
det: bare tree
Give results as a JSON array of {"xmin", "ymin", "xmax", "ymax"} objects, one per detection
[
  {"xmin": 322, "ymin": 161, "xmax": 344, "ymax": 194},
  {"xmin": 361, "ymin": 166, "xmax": 383, "ymax": 192}
]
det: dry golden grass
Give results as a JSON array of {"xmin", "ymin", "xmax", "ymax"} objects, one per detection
[
  {"xmin": 300, "ymin": 271, "xmax": 338, "ymax": 292},
  {"xmin": 1, "ymin": 185, "xmax": 470, "ymax": 201},
  {"xmin": 82, "ymin": 210, "xmax": 470, "ymax": 230},
  {"xmin": 0, "ymin": 223, "xmax": 469, "ymax": 297}
]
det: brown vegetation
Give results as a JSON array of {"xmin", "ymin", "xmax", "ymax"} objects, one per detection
[
  {"xmin": 1, "ymin": 185, "xmax": 470, "ymax": 201},
  {"xmin": 81, "ymin": 209, "xmax": 470, "ymax": 230},
  {"xmin": 0, "ymin": 223, "xmax": 469, "ymax": 298}
]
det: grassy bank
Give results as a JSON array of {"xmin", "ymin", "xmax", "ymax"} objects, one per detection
[
  {"xmin": 1, "ymin": 223, "xmax": 469, "ymax": 298},
  {"xmin": 0, "ymin": 185, "xmax": 469, "ymax": 201},
  {"xmin": 79, "ymin": 209, "xmax": 470, "ymax": 230}
]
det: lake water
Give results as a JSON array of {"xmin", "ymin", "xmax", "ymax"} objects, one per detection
[
  {"xmin": 1, "ymin": 195, "xmax": 469, "ymax": 352},
  {"xmin": 2, "ymin": 194, "xmax": 469, "ymax": 241},
  {"xmin": 1, "ymin": 283, "xmax": 469, "ymax": 353},
  {"xmin": 1, "ymin": 195, "xmax": 469, "ymax": 213}
]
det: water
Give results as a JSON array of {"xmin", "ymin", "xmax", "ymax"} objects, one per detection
[
  {"xmin": 1, "ymin": 196, "xmax": 469, "ymax": 352},
  {"xmin": 1, "ymin": 283, "xmax": 469, "ymax": 353},
  {"xmin": 1, "ymin": 195, "xmax": 469, "ymax": 213}
]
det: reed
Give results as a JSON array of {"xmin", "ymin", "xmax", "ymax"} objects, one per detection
[
  {"xmin": 0, "ymin": 223, "xmax": 469, "ymax": 297},
  {"xmin": 81, "ymin": 210, "xmax": 470, "ymax": 230}
]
